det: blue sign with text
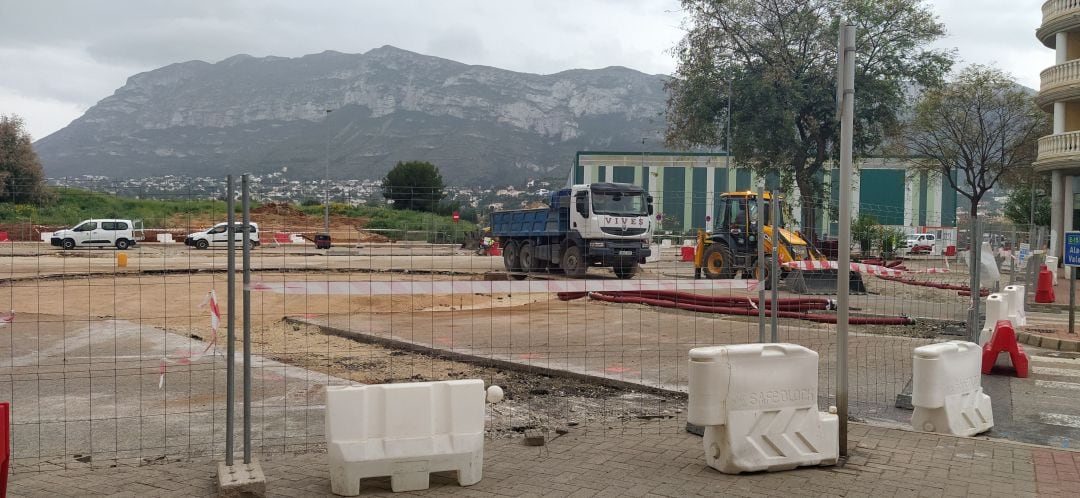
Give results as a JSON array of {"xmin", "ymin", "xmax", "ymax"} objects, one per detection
[{"xmin": 1065, "ymin": 231, "xmax": 1080, "ymax": 267}]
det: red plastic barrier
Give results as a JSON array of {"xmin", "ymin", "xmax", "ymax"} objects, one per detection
[
  {"xmin": 944, "ymin": 245, "xmax": 956, "ymax": 256},
  {"xmin": 680, "ymin": 246, "xmax": 695, "ymax": 262},
  {"xmin": 0, "ymin": 232, "xmax": 8, "ymax": 243},
  {"xmin": 1, "ymin": 401, "xmax": 8, "ymax": 497},
  {"xmin": 981, "ymin": 320, "xmax": 1029, "ymax": 378},
  {"xmin": 1035, "ymin": 264, "xmax": 1056, "ymax": 303},
  {"xmin": 273, "ymin": 232, "xmax": 292, "ymax": 244}
]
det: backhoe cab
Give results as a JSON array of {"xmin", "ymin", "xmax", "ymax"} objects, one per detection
[{"xmin": 694, "ymin": 191, "xmax": 865, "ymax": 295}]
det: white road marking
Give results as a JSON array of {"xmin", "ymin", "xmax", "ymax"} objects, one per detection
[
  {"xmin": 1033, "ymin": 366, "xmax": 1080, "ymax": 377},
  {"xmin": 1031, "ymin": 355, "xmax": 1080, "ymax": 365},
  {"xmin": 1035, "ymin": 380, "xmax": 1080, "ymax": 391},
  {"xmin": 1040, "ymin": 413, "xmax": 1080, "ymax": 429}
]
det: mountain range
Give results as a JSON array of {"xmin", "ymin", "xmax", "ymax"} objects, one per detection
[{"xmin": 35, "ymin": 46, "xmax": 670, "ymax": 185}]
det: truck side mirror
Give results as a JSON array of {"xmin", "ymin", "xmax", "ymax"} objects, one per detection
[
  {"xmin": 647, "ymin": 195, "xmax": 654, "ymax": 215},
  {"xmin": 575, "ymin": 193, "xmax": 589, "ymax": 218}
]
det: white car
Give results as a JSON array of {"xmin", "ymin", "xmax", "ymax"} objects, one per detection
[
  {"xmin": 184, "ymin": 222, "xmax": 260, "ymax": 250},
  {"xmin": 50, "ymin": 219, "xmax": 144, "ymax": 250},
  {"xmin": 904, "ymin": 233, "xmax": 937, "ymax": 253}
]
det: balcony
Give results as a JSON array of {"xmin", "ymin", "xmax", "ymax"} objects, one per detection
[
  {"xmin": 1038, "ymin": 0, "xmax": 1080, "ymax": 47},
  {"xmin": 1035, "ymin": 131, "xmax": 1080, "ymax": 172},
  {"xmin": 1037, "ymin": 59, "xmax": 1080, "ymax": 109}
]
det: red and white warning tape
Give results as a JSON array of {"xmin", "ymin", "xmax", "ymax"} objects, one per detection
[
  {"xmin": 781, "ymin": 260, "xmax": 950, "ymax": 276},
  {"xmin": 249, "ymin": 279, "xmax": 759, "ymax": 295},
  {"xmin": 159, "ymin": 290, "xmax": 221, "ymax": 389}
]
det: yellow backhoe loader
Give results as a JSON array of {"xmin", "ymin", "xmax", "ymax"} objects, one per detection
[{"xmin": 693, "ymin": 191, "xmax": 866, "ymax": 294}]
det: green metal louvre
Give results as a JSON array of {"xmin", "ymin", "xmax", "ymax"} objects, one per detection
[
  {"xmin": 612, "ymin": 166, "xmax": 635, "ymax": 184},
  {"xmin": 713, "ymin": 166, "xmax": 729, "ymax": 223},
  {"xmin": 574, "ymin": 165, "xmax": 584, "ymax": 184},
  {"xmin": 859, "ymin": 169, "xmax": 905, "ymax": 225},
  {"xmin": 692, "ymin": 167, "xmax": 707, "ymax": 229},
  {"xmin": 918, "ymin": 171, "xmax": 928, "ymax": 226},
  {"xmin": 597, "ymin": 166, "xmax": 607, "ymax": 182},
  {"xmin": 663, "ymin": 167, "xmax": 686, "ymax": 231},
  {"xmin": 735, "ymin": 169, "xmax": 751, "ymax": 190},
  {"xmin": 941, "ymin": 170, "xmax": 957, "ymax": 227}
]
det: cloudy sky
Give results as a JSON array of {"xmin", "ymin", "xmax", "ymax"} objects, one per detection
[{"xmin": 0, "ymin": 0, "xmax": 1052, "ymax": 141}]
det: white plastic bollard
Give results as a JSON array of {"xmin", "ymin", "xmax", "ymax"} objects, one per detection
[
  {"xmin": 40, "ymin": 232, "xmax": 53, "ymax": 243},
  {"xmin": 687, "ymin": 343, "xmax": 838, "ymax": 474},
  {"xmin": 1046, "ymin": 255, "xmax": 1059, "ymax": 285},
  {"xmin": 660, "ymin": 239, "xmax": 672, "ymax": 248},
  {"xmin": 646, "ymin": 244, "xmax": 661, "ymax": 263},
  {"xmin": 980, "ymin": 293, "xmax": 1009, "ymax": 345},
  {"xmin": 1002, "ymin": 285, "xmax": 1026, "ymax": 327},
  {"xmin": 326, "ymin": 379, "xmax": 486, "ymax": 494},
  {"xmin": 911, "ymin": 341, "xmax": 993, "ymax": 436},
  {"xmin": 156, "ymin": 233, "xmax": 174, "ymax": 244}
]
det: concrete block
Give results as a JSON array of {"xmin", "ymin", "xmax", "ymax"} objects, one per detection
[{"xmin": 216, "ymin": 459, "xmax": 266, "ymax": 497}]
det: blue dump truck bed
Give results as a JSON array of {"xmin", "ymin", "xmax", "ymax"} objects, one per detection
[{"xmin": 490, "ymin": 208, "xmax": 558, "ymax": 237}]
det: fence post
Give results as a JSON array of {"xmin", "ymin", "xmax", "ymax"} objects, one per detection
[
  {"xmin": 225, "ymin": 174, "xmax": 236, "ymax": 467},
  {"xmin": 770, "ymin": 191, "xmax": 779, "ymax": 342},
  {"xmin": 835, "ymin": 20, "xmax": 856, "ymax": 458},
  {"xmin": 758, "ymin": 186, "xmax": 766, "ymax": 343},
  {"xmin": 242, "ymin": 174, "xmax": 253, "ymax": 464}
]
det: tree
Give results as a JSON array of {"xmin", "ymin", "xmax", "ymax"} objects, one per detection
[
  {"xmin": 904, "ymin": 66, "xmax": 1049, "ymax": 221},
  {"xmin": 1003, "ymin": 185, "xmax": 1051, "ymax": 228},
  {"xmin": 381, "ymin": 161, "xmax": 446, "ymax": 212},
  {"xmin": 665, "ymin": 0, "xmax": 952, "ymax": 236},
  {"xmin": 0, "ymin": 115, "xmax": 50, "ymax": 204}
]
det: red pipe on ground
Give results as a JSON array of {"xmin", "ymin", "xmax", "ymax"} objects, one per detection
[{"xmin": 581, "ymin": 291, "xmax": 914, "ymax": 325}]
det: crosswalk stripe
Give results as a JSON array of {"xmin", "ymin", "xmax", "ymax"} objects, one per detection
[
  {"xmin": 1032, "ymin": 366, "xmax": 1080, "ymax": 377},
  {"xmin": 1031, "ymin": 355, "xmax": 1080, "ymax": 365},
  {"xmin": 1039, "ymin": 413, "xmax": 1080, "ymax": 429},
  {"xmin": 1035, "ymin": 380, "xmax": 1080, "ymax": 391}
]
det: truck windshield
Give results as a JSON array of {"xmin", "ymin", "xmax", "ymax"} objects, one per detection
[{"xmin": 592, "ymin": 191, "xmax": 647, "ymax": 216}]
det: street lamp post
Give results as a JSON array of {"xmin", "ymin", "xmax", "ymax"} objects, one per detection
[{"xmin": 324, "ymin": 109, "xmax": 333, "ymax": 235}]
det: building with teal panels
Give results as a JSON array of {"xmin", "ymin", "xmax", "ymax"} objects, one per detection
[{"xmin": 571, "ymin": 151, "xmax": 957, "ymax": 237}]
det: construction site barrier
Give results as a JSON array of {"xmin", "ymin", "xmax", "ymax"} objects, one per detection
[
  {"xmin": 911, "ymin": 341, "xmax": 993, "ymax": 436},
  {"xmin": 687, "ymin": 343, "xmax": 838, "ymax": 474}
]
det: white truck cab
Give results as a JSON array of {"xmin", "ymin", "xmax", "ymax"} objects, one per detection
[
  {"xmin": 185, "ymin": 222, "xmax": 260, "ymax": 250},
  {"xmin": 51, "ymin": 219, "xmax": 144, "ymax": 250}
]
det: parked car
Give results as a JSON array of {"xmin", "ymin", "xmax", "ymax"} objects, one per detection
[
  {"xmin": 184, "ymin": 222, "xmax": 260, "ymax": 250},
  {"xmin": 50, "ymin": 219, "xmax": 144, "ymax": 250},
  {"xmin": 904, "ymin": 233, "xmax": 937, "ymax": 252}
]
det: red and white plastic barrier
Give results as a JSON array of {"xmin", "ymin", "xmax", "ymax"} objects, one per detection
[
  {"xmin": 781, "ymin": 260, "xmax": 950, "ymax": 277},
  {"xmin": 250, "ymin": 279, "xmax": 760, "ymax": 295},
  {"xmin": 158, "ymin": 290, "xmax": 221, "ymax": 389}
]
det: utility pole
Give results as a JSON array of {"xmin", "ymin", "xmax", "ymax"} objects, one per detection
[
  {"xmin": 835, "ymin": 21, "xmax": 856, "ymax": 459},
  {"xmin": 324, "ymin": 109, "xmax": 333, "ymax": 235}
]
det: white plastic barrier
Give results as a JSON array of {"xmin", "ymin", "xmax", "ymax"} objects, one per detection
[
  {"xmin": 687, "ymin": 343, "xmax": 838, "ymax": 474},
  {"xmin": 326, "ymin": 379, "xmax": 489, "ymax": 494},
  {"xmin": 1002, "ymin": 285, "xmax": 1026, "ymax": 327},
  {"xmin": 645, "ymin": 244, "xmax": 661, "ymax": 263},
  {"xmin": 1046, "ymin": 255, "xmax": 1059, "ymax": 285},
  {"xmin": 289, "ymin": 234, "xmax": 306, "ymax": 244},
  {"xmin": 156, "ymin": 233, "xmax": 174, "ymax": 244},
  {"xmin": 911, "ymin": 341, "xmax": 993, "ymax": 436},
  {"xmin": 979, "ymin": 241, "xmax": 1000, "ymax": 289},
  {"xmin": 660, "ymin": 239, "xmax": 672, "ymax": 248},
  {"xmin": 980, "ymin": 293, "xmax": 1009, "ymax": 345},
  {"xmin": 40, "ymin": 232, "xmax": 53, "ymax": 242}
]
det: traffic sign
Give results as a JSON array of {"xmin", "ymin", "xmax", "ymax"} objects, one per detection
[
  {"xmin": 1065, "ymin": 231, "xmax": 1080, "ymax": 267},
  {"xmin": 452, "ymin": 212, "xmax": 460, "ymax": 222}
]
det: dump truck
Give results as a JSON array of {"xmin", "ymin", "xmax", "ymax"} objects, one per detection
[
  {"xmin": 490, "ymin": 183, "xmax": 654, "ymax": 279},
  {"xmin": 694, "ymin": 191, "xmax": 866, "ymax": 294}
]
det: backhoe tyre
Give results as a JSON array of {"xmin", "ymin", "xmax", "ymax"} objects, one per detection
[
  {"xmin": 561, "ymin": 245, "xmax": 587, "ymax": 278},
  {"xmin": 503, "ymin": 241, "xmax": 522, "ymax": 274},
  {"xmin": 701, "ymin": 243, "xmax": 736, "ymax": 279},
  {"xmin": 613, "ymin": 261, "xmax": 637, "ymax": 279}
]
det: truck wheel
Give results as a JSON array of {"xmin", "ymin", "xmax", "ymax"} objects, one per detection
[
  {"xmin": 702, "ymin": 243, "xmax": 736, "ymax": 279},
  {"xmin": 503, "ymin": 241, "xmax": 521, "ymax": 273},
  {"xmin": 561, "ymin": 245, "xmax": 587, "ymax": 277},
  {"xmin": 613, "ymin": 262, "xmax": 637, "ymax": 279},
  {"xmin": 519, "ymin": 242, "xmax": 541, "ymax": 272},
  {"xmin": 115, "ymin": 239, "xmax": 129, "ymax": 250},
  {"xmin": 62, "ymin": 238, "xmax": 76, "ymax": 250},
  {"xmin": 195, "ymin": 239, "xmax": 209, "ymax": 250}
]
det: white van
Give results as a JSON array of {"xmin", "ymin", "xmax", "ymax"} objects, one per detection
[
  {"xmin": 185, "ymin": 222, "xmax": 260, "ymax": 249},
  {"xmin": 905, "ymin": 233, "xmax": 936, "ymax": 253},
  {"xmin": 50, "ymin": 219, "xmax": 144, "ymax": 250}
]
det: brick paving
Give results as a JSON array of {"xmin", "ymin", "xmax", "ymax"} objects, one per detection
[{"xmin": 8, "ymin": 423, "xmax": 1080, "ymax": 497}]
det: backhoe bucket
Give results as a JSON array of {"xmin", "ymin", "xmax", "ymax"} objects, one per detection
[{"xmin": 785, "ymin": 269, "xmax": 867, "ymax": 295}]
